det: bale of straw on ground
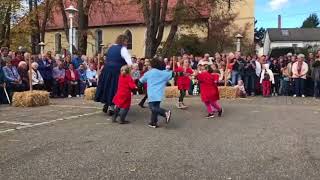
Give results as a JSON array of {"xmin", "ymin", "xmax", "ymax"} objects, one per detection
[
  {"xmin": 84, "ymin": 87, "xmax": 97, "ymax": 100},
  {"xmin": 218, "ymin": 86, "xmax": 238, "ymax": 99},
  {"xmin": 12, "ymin": 90, "xmax": 50, "ymax": 107},
  {"xmin": 165, "ymin": 86, "xmax": 179, "ymax": 98}
]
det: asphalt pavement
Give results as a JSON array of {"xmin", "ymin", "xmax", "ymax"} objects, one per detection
[{"xmin": 0, "ymin": 96, "xmax": 320, "ymax": 180}]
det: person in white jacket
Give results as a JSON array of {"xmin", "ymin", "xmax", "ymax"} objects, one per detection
[
  {"xmin": 30, "ymin": 62, "xmax": 44, "ymax": 90},
  {"xmin": 260, "ymin": 63, "xmax": 274, "ymax": 97},
  {"xmin": 291, "ymin": 54, "xmax": 309, "ymax": 97}
]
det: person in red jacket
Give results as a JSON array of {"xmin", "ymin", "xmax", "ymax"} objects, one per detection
[
  {"xmin": 112, "ymin": 65, "xmax": 137, "ymax": 124},
  {"xmin": 65, "ymin": 64, "xmax": 80, "ymax": 98},
  {"xmin": 175, "ymin": 59, "xmax": 193, "ymax": 109},
  {"xmin": 196, "ymin": 65, "xmax": 223, "ymax": 118}
]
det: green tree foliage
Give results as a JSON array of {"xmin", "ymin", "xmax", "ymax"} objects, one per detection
[{"xmin": 301, "ymin": 13, "xmax": 319, "ymax": 28}]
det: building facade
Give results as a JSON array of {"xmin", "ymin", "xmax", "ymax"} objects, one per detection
[{"xmin": 44, "ymin": 0, "xmax": 255, "ymax": 57}]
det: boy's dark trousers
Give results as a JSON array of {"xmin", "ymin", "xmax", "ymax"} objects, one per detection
[
  {"xmin": 148, "ymin": 101, "xmax": 166, "ymax": 125},
  {"xmin": 113, "ymin": 107, "xmax": 129, "ymax": 123},
  {"xmin": 139, "ymin": 93, "xmax": 148, "ymax": 106}
]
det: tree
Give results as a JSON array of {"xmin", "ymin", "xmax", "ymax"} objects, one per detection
[
  {"xmin": 0, "ymin": 0, "xmax": 22, "ymax": 48},
  {"xmin": 254, "ymin": 20, "xmax": 265, "ymax": 46},
  {"xmin": 137, "ymin": 0, "xmax": 237, "ymax": 58},
  {"xmin": 301, "ymin": 13, "xmax": 320, "ymax": 28}
]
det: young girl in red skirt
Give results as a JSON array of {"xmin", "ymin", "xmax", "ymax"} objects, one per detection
[
  {"xmin": 112, "ymin": 65, "xmax": 137, "ymax": 124},
  {"xmin": 196, "ymin": 65, "xmax": 223, "ymax": 118},
  {"xmin": 175, "ymin": 59, "xmax": 193, "ymax": 109}
]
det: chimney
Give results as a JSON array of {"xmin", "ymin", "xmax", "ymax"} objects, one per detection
[{"xmin": 278, "ymin": 15, "xmax": 282, "ymax": 29}]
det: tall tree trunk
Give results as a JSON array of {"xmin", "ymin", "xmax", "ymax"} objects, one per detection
[
  {"xmin": 40, "ymin": 0, "xmax": 51, "ymax": 43},
  {"xmin": 57, "ymin": 0, "xmax": 69, "ymax": 42},
  {"xmin": 78, "ymin": 0, "xmax": 88, "ymax": 55},
  {"xmin": 0, "ymin": 5, "xmax": 11, "ymax": 47}
]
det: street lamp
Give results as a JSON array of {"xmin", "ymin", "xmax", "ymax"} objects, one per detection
[
  {"xmin": 39, "ymin": 42, "xmax": 45, "ymax": 54},
  {"xmin": 235, "ymin": 34, "xmax": 243, "ymax": 52},
  {"xmin": 65, "ymin": 5, "xmax": 78, "ymax": 55}
]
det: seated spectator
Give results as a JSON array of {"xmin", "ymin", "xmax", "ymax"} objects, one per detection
[
  {"xmin": 2, "ymin": 59, "xmax": 25, "ymax": 93},
  {"xmin": 235, "ymin": 80, "xmax": 246, "ymax": 98},
  {"xmin": 17, "ymin": 61, "xmax": 29, "ymax": 89},
  {"xmin": 0, "ymin": 67, "xmax": 9, "ymax": 104},
  {"xmin": 52, "ymin": 63, "xmax": 66, "ymax": 97},
  {"xmin": 86, "ymin": 63, "xmax": 97, "ymax": 87},
  {"xmin": 66, "ymin": 64, "xmax": 80, "ymax": 98},
  {"xmin": 78, "ymin": 64, "xmax": 87, "ymax": 97},
  {"xmin": 30, "ymin": 62, "xmax": 45, "ymax": 90},
  {"xmin": 0, "ymin": 47, "xmax": 10, "ymax": 66}
]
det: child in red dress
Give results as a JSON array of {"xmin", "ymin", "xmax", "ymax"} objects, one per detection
[
  {"xmin": 112, "ymin": 65, "xmax": 137, "ymax": 124},
  {"xmin": 196, "ymin": 65, "xmax": 223, "ymax": 118},
  {"xmin": 175, "ymin": 59, "xmax": 193, "ymax": 109}
]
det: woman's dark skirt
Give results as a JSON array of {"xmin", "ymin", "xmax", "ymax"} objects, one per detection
[{"xmin": 95, "ymin": 66, "xmax": 120, "ymax": 106}]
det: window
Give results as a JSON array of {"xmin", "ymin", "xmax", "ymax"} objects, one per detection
[
  {"xmin": 125, "ymin": 30, "xmax": 132, "ymax": 50},
  {"xmin": 281, "ymin": 30, "xmax": 289, "ymax": 36},
  {"xmin": 95, "ymin": 29, "xmax": 103, "ymax": 53},
  {"xmin": 55, "ymin": 33, "xmax": 62, "ymax": 54}
]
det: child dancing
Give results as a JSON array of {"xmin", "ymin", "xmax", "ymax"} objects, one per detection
[
  {"xmin": 196, "ymin": 65, "xmax": 223, "ymax": 118},
  {"xmin": 112, "ymin": 65, "xmax": 137, "ymax": 124},
  {"xmin": 175, "ymin": 59, "xmax": 193, "ymax": 109},
  {"xmin": 139, "ymin": 58, "xmax": 172, "ymax": 128}
]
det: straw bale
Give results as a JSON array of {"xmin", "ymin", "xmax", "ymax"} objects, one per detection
[
  {"xmin": 12, "ymin": 91, "xmax": 50, "ymax": 107},
  {"xmin": 165, "ymin": 86, "xmax": 179, "ymax": 98},
  {"xmin": 84, "ymin": 87, "xmax": 96, "ymax": 100},
  {"xmin": 218, "ymin": 86, "xmax": 239, "ymax": 99}
]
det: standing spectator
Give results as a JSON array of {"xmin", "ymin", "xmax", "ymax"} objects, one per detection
[
  {"xmin": 37, "ymin": 53, "xmax": 53, "ymax": 93},
  {"xmin": 311, "ymin": 55, "xmax": 320, "ymax": 98},
  {"xmin": 260, "ymin": 64, "xmax": 275, "ymax": 97},
  {"xmin": 30, "ymin": 62, "xmax": 44, "ymax": 90},
  {"xmin": 131, "ymin": 63, "xmax": 141, "ymax": 95},
  {"xmin": 2, "ymin": 59, "xmax": 25, "ymax": 93},
  {"xmin": 269, "ymin": 59, "xmax": 281, "ymax": 96},
  {"xmin": 292, "ymin": 54, "xmax": 309, "ymax": 97},
  {"xmin": 86, "ymin": 63, "xmax": 97, "ymax": 87},
  {"xmin": 280, "ymin": 64, "xmax": 290, "ymax": 96},
  {"xmin": 66, "ymin": 64, "xmax": 80, "ymax": 98},
  {"xmin": 199, "ymin": 53, "xmax": 213, "ymax": 66},
  {"xmin": 64, "ymin": 55, "xmax": 72, "ymax": 69},
  {"xmin": 78, "ymin": 64, "xmax": 87, "ymax": 97},
  {"xmin": 11, "ymin": 52, "xmax": 24, "ymax": 67},
  {"xmin": 231, "ymin": 52, "xmax": 245, "ymax": 86},
  {"xmin": 72, "ymin": 53, "xmax": 83, "ymax": 69},
  {"xmin": 52, "ymin": 63, "xmax": 66, "ymax": 97},
  {"xmin": 244, "ymin": 55, "xmax": 256, "ymax": 96},
  {"xmin": 17, "ymin": 61, "xmax": 29, "ymax": 89},
  {"xmin": 287, "ymin": 55, "xmax": 297, "ymax": 95},
  {"xmin": 0, "ymin": 47, "xmax": 9, "ymax": 66}
]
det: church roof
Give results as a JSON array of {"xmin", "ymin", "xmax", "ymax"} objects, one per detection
[{"xmin": 46, "ymin": 0, "xmax": 210, "ymax": 30}]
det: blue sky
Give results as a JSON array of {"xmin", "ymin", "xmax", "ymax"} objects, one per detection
[{"xmin": 255, "ymin": 0, "xmax": 320, "ymax": 28}]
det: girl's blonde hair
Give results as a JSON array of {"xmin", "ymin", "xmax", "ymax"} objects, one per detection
[{"xmin": 120, "ymin": 65, "xmax": 131, "ymax": 75}]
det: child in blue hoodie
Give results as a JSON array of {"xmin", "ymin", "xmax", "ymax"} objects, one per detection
[{"xmin": 139, "ymin": 58, "xmax": 172, "ymax": 128}]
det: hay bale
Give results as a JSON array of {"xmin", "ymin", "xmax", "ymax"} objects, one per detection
[
  {"xmin": 218, "ymin": 86, "xmax": 238, "ymax": 99},
  {"xmin": 12, "ymin": 90, "xmax": 50, "ymax": 107},
  {"xmin": 84, "ymin": 87, "xmax": 96, "ymax": 100},
  {"xmin": 165, "ymin": 86, "xmax": 179, "ymax": 98}
]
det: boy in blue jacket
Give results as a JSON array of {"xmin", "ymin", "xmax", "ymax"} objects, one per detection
[{"xmin": 139, "ymin": 58, "xmax": 172, "ymax": 128}]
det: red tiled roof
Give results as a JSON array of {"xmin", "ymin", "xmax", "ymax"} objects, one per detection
[{"xmin": 46, "ymin": 0, "xmax": 210, "ymax": 30}]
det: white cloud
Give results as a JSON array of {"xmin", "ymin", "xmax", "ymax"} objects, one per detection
[{"xmin": 269, "ymin": 0, "xmax": 289, "ymax": 11}]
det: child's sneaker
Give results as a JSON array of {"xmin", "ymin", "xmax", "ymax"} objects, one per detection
[
  {"xmin": 177, "ymin": 102, "xmax": 183, "ymax": 109},
  {"xmin": 165, "ymin": 110, "xmax": 171, "ymax": 124},
  {"xmin": 205, "ymin": 113, "xmax": 215, "ymax": 118},
  {"xmin": 148, "ymin": 123, "xmax": 158, "ymax": 128},
  {"xmin": 181, "ymin": 103, "xmax": 188, "ymax": 108}
]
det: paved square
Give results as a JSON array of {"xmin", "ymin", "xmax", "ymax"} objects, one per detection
[{"xmin": 0, "ymin": 96, "xmax": 320, "ymax": 179}]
